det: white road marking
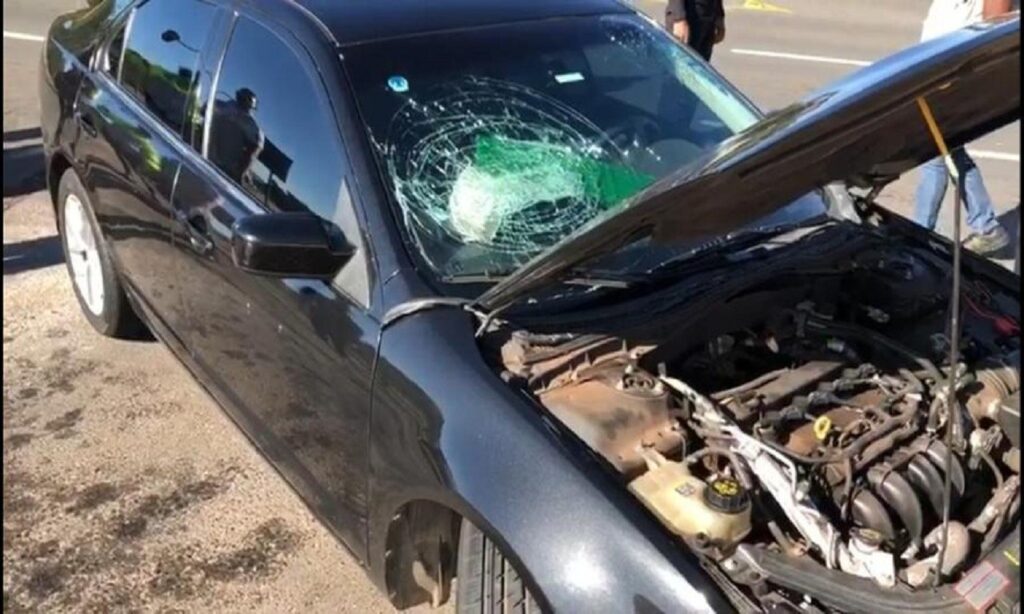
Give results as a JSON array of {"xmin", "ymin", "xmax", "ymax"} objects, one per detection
[
  {"xmin": 968, "ymin": 149, "xmax": 1020, "ymax": 163},
  {"xmin": 730, "ymin": 47, "xmax": 871, "ymax": 66},
  {"xmin": 729, "ymin": 47, "xmax": 1020, "ymax": 163},
  {"xmin": 4, "ymin": 30, "xmax": 45, "ymax": 43}
]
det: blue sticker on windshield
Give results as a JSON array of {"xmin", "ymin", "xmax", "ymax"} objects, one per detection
[{"xmin": 387, "ymin": 76, "xmax": 410, "ymax": 93}]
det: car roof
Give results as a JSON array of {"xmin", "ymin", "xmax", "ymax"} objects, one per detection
[{"xmin": 293, "ymin": 0, "xmax": 636, "ymax": 46}]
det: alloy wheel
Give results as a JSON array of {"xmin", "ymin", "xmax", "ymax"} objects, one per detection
[{"xmin": 63, "ymin": 193, "xmax": 105, "ymax": 316}]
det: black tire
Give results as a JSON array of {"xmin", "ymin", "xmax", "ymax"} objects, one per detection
[
  {"xmin": 456, "ymin": 521, "xmax": 541, "ymax": 614},
  {"xmin": 56, "ymin": 168, "xmax": 144, "ymax": 338}
]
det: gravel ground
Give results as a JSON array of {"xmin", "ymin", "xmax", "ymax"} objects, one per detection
[{"xmin": 2, "ymin": 193, "xmax": 438, "ymax": 613}]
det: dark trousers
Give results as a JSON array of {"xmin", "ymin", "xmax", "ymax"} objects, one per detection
[
  {"xmin": 665, "ymin": 0, "xmax": 723, "ymax": 61},
  {"xmin": 687, "ymin": 21, "xmax": 715, "ymax": 61},
  {"xmin": 663, "ymin": 17, "xmax": 716, "ymax": 61}
]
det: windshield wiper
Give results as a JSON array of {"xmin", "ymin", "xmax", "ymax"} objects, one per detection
[{"xmin": 442, "ymin": 273, "xmax": 634, "ymax": 289}]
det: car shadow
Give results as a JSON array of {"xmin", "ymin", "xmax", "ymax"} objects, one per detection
[
  {"xmin": 3, "ymin": 235, "xmax": 64, "ymax": 276},
  {"xmin": 2, "ymin": 234, "xmax": 156, "ymax": 340},
  {"xmin": 3, "ymin": 128, "xmax": 46, "ymax": 198}
]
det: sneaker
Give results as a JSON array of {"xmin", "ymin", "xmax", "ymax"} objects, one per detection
[{"xmin": 963, "ymin": 226, "xmax": 1010, "ymax": 256}]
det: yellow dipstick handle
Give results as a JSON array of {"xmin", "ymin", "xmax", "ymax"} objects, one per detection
[
  {"xmin": 813, "ymin": 415, "xmax": 832, "ymax": 441},
  {"xmin": 916, "ymin": 96, "xmax": 959, "ymax": 180}
]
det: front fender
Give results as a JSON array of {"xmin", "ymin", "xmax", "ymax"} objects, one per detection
[{"xmin": 368, "ymin": 308, "xmax": 728, "ymax": 612}]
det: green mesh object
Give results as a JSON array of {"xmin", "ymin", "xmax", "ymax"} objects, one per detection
[
  {"xmin": 447, "ymin": 134, "xmax": 655, "ymax": 245},
  {"xmin": 472, "ymin": 134, "xmax": 653, "ymax": 208}
]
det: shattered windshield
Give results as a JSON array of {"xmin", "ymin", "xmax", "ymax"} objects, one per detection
[{"xmin": 345, "ymin": 14, "xmax": 824, "ymax": 279}]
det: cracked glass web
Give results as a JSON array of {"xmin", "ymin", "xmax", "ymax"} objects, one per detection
[{"xmin": 381, "ymin": 77, "xmax": 652, "ymax": 270}]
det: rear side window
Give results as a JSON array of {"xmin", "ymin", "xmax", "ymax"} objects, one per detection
[
  {"xmin": 206, "ymin": 17, "xmax": 344, "ymax": 221},
  {"xmin": 119, "ymin": 0, "xmax": 216, "ymax": 134}
]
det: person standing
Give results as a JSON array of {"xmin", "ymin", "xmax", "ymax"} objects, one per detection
[
  {"xmin": 210, "ymin": 88, "xmax": 265, "ymax": 187},
  {"xmin": 914, "ymin": 0, "xmax": 1013, "ymax": 255},
  {"xmin": 664, "ymin": 0, "xmax": 726, "ymax": 61}
]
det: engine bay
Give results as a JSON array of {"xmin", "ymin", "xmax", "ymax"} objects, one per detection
[{"xmin": 492, "ymin": 241, "xmax": 1021, "ymax": 611}]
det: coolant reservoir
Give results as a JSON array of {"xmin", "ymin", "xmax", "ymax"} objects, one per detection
[{"xmin": 629, "ymin": 454, "xmax": 751, "ymax": 549}]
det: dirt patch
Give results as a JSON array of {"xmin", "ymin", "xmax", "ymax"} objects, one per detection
[
  {"xmin": 42, "ymin": 408, "xmax": 81, "ymax": 434},
  {"xmin": 1, "ymin": 460, "xmax": 296, "ymax": 611},
  {"xmin": 3, "ymin": 468, "xmax": 40, "ymax": 517},
  {"xmin": 43, "ymin": 354, "xmax": 102, "ymax": 396},
  {"xmin": 112, "ymin": 469, "xmax": 239, "ymax": 540},
  {"xmin": 3, "ymin": 433, "xmax": 34, "ymax": 452},
  {"xmin": 148, "ymin": 518, "xmax": 301, "ymax": 599},
  {"xmin": 65, "ymin": 482, "xmax": 122, "ymax": 515},
  {"xmin": 44, "ymin": 327, "xmax": 68, "ymax": 339},
  {"xmin": 204, "ymin": 518, "xmax": 300, "ymax": 581}
]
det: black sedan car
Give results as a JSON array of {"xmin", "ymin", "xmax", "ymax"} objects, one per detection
[{"xmin": 40, "ymin": 0, "xmax": 1021, "ymax": 611}]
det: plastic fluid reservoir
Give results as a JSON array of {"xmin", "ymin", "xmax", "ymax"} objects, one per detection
[{"xmin": 629, "ymin": 452, "xmax": 751, "ymax": 548}]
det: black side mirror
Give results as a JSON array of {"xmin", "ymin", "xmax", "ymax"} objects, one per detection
[{"xmin": 231, "ymin": 212, "xmax": 352, "ymax": 278}]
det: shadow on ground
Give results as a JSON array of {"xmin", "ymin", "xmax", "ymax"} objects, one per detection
[
  {"xmin": 3, "ymin": 235, "xmax": 64, "ymax": 275},
  {"xmin": 4, "ymin": 128, "xmax": 46, "ymax": 198}
]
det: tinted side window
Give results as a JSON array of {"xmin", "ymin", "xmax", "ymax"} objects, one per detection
[
  {"xmin": 120, "ymin": 0, "xmax": 216, "ymax": 134},
  {"xmin": 207, "ymin": 17, "xmax": 343, "ymax": 220}
]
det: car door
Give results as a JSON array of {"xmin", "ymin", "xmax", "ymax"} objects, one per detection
[
  {"xmin": 170, "ymin": 9, "xmax": 378, "ymax": 554},
  {"xmin": 73, "ymin": 0, "xmax": 223, "ymax": 332}
]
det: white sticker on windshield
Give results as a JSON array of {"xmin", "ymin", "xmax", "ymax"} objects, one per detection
[
  {"xmin": 387, "ymin": 75, "xmax": 410, "ymax": 93},
  {"xmin": 554, "ymin": 72, "xmax": 585, "ymax": 84}
]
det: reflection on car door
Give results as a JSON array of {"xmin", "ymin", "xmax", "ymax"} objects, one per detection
[
  {"xmin": 74, "ymin": 0, "xmax": 220, "ymax": 330},
  {"xmin": 172, "ymin": 12, "xmax": 378, "ymax": 555}
]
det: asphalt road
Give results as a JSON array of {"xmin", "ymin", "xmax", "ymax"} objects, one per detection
[
  {"xmin": 632, "ymin": 0, "xmax": 1020, "ymax": 248},
  {"xmin": 3, "ymin": 1, "xmax": 1021, "ymax": 612}
]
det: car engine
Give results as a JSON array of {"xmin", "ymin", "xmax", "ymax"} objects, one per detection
[{"xmin": 494, "ymin": 242, "xmax": 1020, "ymax": 611}]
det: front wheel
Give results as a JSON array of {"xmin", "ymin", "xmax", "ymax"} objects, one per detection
[
  {"xmin": 57, "ymin": 168, "xmax": 144, "ymax": 338},
  {"xmin": 456, "ymin": 521, "xmax": 541, "ymax": 614}
]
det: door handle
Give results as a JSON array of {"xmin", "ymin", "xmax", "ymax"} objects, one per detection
[
  {"xmin": 75, "ymin": 110, "xmax": 98, "ymax": 138},
  {"xmin": 174, "ymin": 209, "xmax": 214, "ymax": 255}
]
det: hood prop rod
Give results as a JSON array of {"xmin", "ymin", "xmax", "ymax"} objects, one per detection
[{"xmin": 916, "ymin": 96, "xmax": 964, "ymax": 590}]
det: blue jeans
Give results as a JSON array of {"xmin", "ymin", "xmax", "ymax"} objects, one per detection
[{"xmin": 914, "ymin": 148, "xmax": 1000, "ymax": 234}]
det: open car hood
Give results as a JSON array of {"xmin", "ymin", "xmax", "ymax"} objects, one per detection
[{"xmin": 475, "ymin": 14, "xmax": 1020, "ymax": 313}]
